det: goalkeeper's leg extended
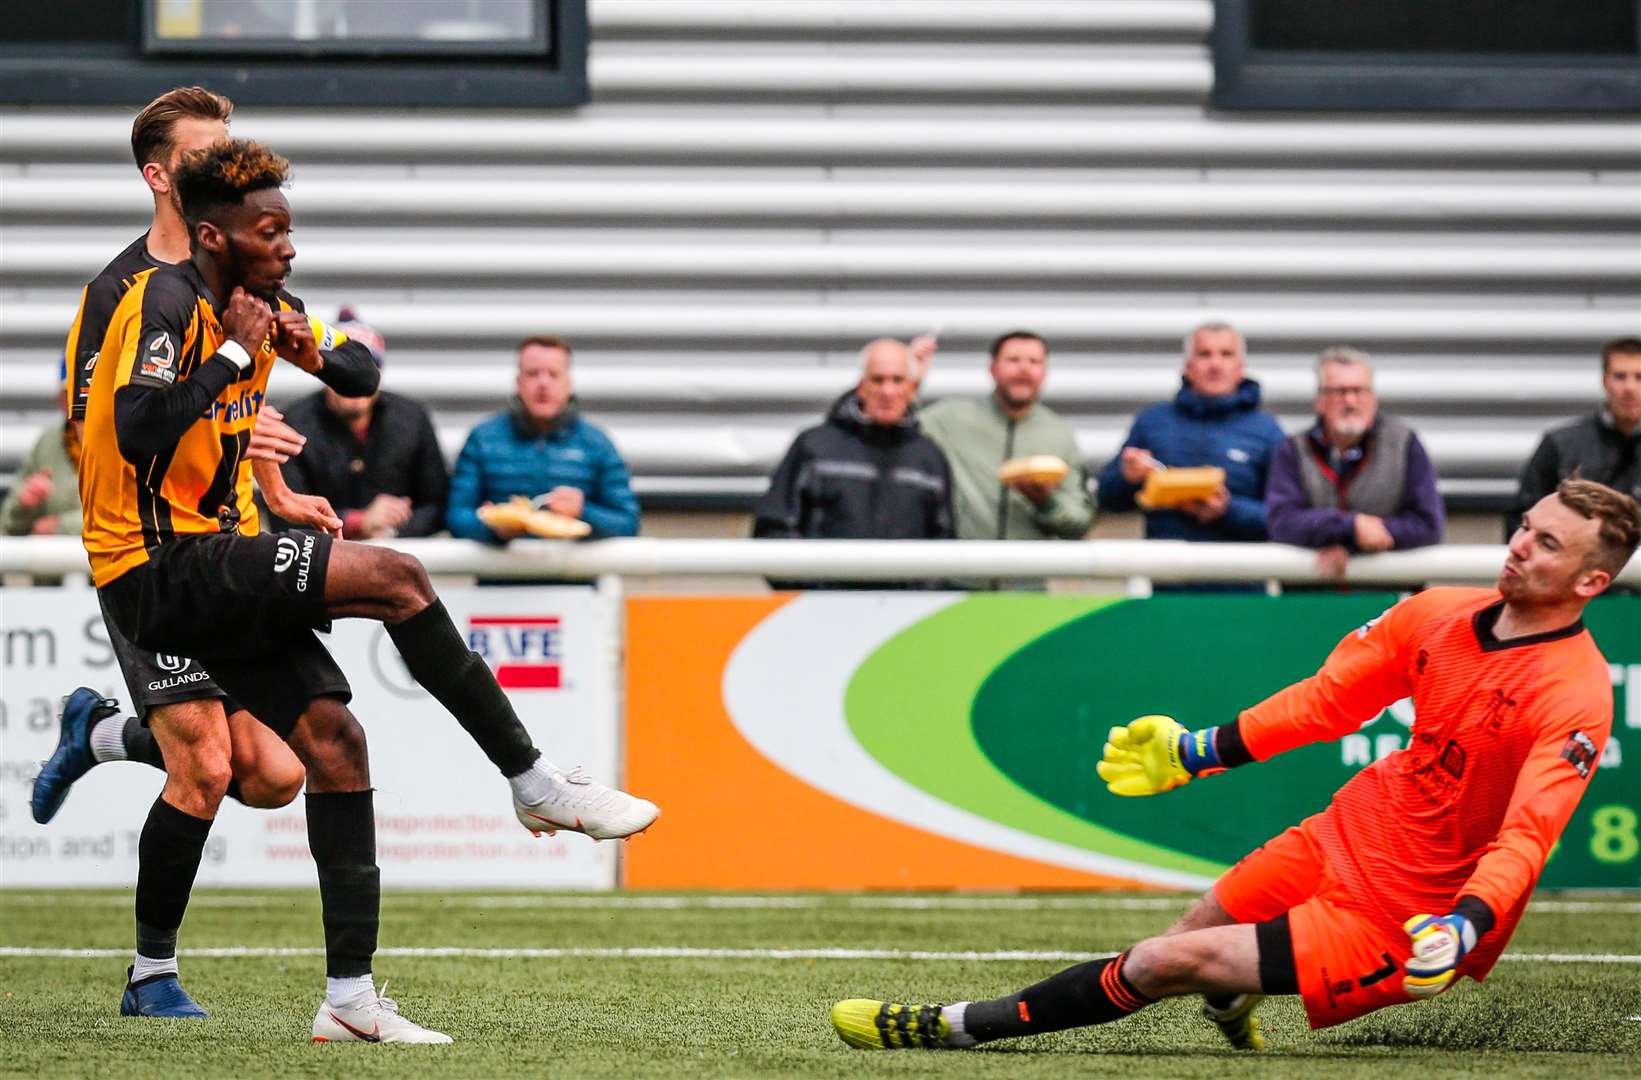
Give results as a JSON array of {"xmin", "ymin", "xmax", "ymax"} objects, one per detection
[{"xmin": 832, "ymin": 920, "xmax": 1280, "ymax": 1051}]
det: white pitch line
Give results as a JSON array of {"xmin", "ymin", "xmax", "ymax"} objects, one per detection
[
  {"xmin": 2, "ymin": 894, "xmax": 1638, "ymax": 913},
  {"xmin": 2, "ymin": 946, "xmax": 1638, "ymax": 964}
]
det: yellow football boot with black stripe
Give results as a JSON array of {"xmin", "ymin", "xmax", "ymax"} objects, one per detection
[
  {"xmin": 1202, "ymin": 993, "xmax": 1265, "ymax": 1050},
  {"xmin": 831, "ymin": 1000, "xmax": 952, "ymax": 1050}
]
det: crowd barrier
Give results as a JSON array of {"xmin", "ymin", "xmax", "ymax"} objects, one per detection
[
  {"xmin": 2, "ymin": 540, "xmax": 1636, "ymax": 891},
  {"xmin": 5, "ymin": 535, "xmax": 1641, "ymax": 587}
]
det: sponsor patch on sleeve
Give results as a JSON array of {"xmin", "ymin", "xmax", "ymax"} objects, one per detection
[
  {"xmin": 1559, "ymin": 730, "xmax": 1598, "ymax": 779},
  {"xmin": 317, "ymin": 320, "xmax": 341, "ymax": 351},
  {"xmin": 136, "ymin": 332, "xmax": 178, "ymax": 384}
]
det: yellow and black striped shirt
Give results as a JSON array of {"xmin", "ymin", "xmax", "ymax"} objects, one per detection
[
  {"xmin": 64, "ymin": 233, "xmax": 166, "ymax": 421},
  {"xmin": 79, "ymin": 261, "xmax": 374, "ymax": 586}
]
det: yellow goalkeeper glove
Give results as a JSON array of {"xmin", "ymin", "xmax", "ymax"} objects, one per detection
[
  {"xmin": 1402, "ymin": 912, "xmax": 1476, "ymax": 998},
  {"xmin": 1096, "ymin": 715, "xmax": 1193, "ymax": 797}
]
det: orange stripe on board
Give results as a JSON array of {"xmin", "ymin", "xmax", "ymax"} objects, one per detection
[{"xmin": 623, "ymin": 595, "xmax": 1137, "ymax": 890}]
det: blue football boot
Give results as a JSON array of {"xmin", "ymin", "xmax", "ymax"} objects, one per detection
[
  {"xmin": 121, "ymin": 967, "xmax": 209, "ymax": 1018},
  {"xmin": 31, "ymin": 688, "xmax": 121, "ymax": 824}
]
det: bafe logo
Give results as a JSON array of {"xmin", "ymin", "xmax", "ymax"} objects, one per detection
[{"xmin": 468, "ymin": 616, "xmax": 562, "ymax": 690}]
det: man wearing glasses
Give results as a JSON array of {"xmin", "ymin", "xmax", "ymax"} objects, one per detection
[{"xmin": 1266, "ymin": 346, "xmax": 1445, "ymax": 580}]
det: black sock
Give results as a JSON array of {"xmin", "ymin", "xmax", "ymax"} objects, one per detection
[
  {"xmin": 387, "ymin": 599, "xmax": 540, "ymax": 777},
  {"xmin": 1203, "ymin": 993, "xmax": 1237, "ymax": 1010},
  {"xmin": 123, "ymin": 716, "xmax": 166, "ymax": 770},
  {"xmin": 134, "ymin": 798, "xmax": 213, "ymax": 963},
  {"xmin": 964, "ymin": 953, "xmax": 1153, "ymax": 1042},
  {"xmin": 306, "ymin": 790, "xmax": 379, "ymax": 979}
]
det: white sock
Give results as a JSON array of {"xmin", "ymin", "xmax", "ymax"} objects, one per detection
[
  {"xmin": 90, "ymin": 717, "xmax": 128, "ymax": 763},
  {"xmin": 130, "ymin": 952, "xmax": 178, "ymax": 983},
  {"xmin": 507, "ymin": 757, "xmax": 562, "ymax": 806},
  {"xmin": 942, "ymin": 1002, "xmax": 977, "ymax": 1048},
  {"xmin": 326, "ymin": 974, "xmax": 375, "ymax": 1007}
]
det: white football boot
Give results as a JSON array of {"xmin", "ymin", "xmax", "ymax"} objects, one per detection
[
  {"xmin": 513, "ymin": 765, "xmax": 660, "ymax": 840},
  {"xmin": 311, "ymin": 983, "xmax": 452, "ymax": 1044}
]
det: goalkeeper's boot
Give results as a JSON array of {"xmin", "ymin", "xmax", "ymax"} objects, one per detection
[
  {"xmin": 312, "ymin": 982, "xmax": 452, "ymax": 1044},
  {"xmin": 120, "ymin": 967, "xmax": 208, "ymax": 1018},
  {"xmin": 1202, "ymin": 993, "xmax": 1265, "ymax": 1050},
  {"xmin": 513, "ymin": 765, "xmax": 659, "ymax": 840},
  {"xmin": 831, "ymin": 1000, "xmax": 957, "ymax": 1050},
  {"xmin": 32, "ymin": 688, "xmax": 121, "ymax": 824}
]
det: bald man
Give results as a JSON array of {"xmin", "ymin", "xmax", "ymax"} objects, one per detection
[{"xmin": 753, "ymin": 339, "xmax": 954, "ymax": 587}]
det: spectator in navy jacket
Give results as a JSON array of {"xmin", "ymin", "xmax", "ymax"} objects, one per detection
[
  {"xmin": 447, "ymin": 335, "xmax": 639, "ymax": 541},
  {"xmin": 1266, "ymin": 346, "xmax": 1445, "ymax": 580},
  {"xmin": 1097, "ymin": 322, "xmax": 1285, "ymax": 542}
]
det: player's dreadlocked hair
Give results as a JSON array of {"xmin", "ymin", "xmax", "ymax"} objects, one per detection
[
  {"xmin": 172, "ymin": 138, "xmax": 290, "ymax": 233},
  {"xmin": 1556, "ymin": 477, "xmax": 1641, "ymax": 576}
]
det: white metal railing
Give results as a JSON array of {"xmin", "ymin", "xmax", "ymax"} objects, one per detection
[{"xmin": 3, "ymin": 536, "xmax": 1636, "ymax": 587}]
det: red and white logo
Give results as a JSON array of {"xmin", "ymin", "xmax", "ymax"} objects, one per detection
[
  {"xmin": 146, "ymin": 333, "xmax": 175, "ymax": 369},
  {"xmin": 468, "ymin": 615, "xmax": 562, "ymax": 689}
]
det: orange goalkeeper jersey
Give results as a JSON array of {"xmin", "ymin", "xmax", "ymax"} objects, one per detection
[{"xmin": 1237, "ymin": 586, "xmax": 1612, "ymax": 980}]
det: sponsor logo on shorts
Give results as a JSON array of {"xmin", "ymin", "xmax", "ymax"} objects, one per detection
[
  {"xmin": 272, "ymin": 533, "xmax": 317, "ymax": 591},
  {"xmin": 1560, "ymin": 730, "xmax": 1598, "ymax": 779},
  {"xmin": 147, "ymin": 670, "xmax": 213, "ymax": 692},
  {"xmin": 274, "ymin": 536, "xmax": 301, "ymax": 573},
  {"xmin": 155, "ymin": 653, "xmax": 192, "ymax": 674},
  {"xmin": 468, "ymin": 615, "xmax": 562, "ymax": 690}
]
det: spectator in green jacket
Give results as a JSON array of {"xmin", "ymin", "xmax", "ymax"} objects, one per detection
[
  {"xmin": 2, "ymin": 358, "xmax": 84, "ymax": 537},
  {"xmin": 920, "ymin": 331, "xmax": 1096, "ymax": 589}
]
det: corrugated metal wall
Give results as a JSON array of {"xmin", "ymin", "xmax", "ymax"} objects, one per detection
[{"xmin": 2, "ymin": 0, "xmax": 1638, "ymax": 506}]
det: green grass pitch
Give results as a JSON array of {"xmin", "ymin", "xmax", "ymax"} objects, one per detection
[{"xmin": 1, "ymin": 890, "xmax": 1637, "ymax": 1078}]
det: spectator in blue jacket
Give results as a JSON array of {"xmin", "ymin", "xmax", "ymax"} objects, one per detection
[
  {"xmin": 447, "ymin": 335, "xmax": 639, "ymax": 541},
  {"xmin": 1097, "ymin": 322, "xmax": 1285, "ymax": 542},
  {"xmin": 1266, "ymin": 346, "xmax": 1444, "ymax": 580}
]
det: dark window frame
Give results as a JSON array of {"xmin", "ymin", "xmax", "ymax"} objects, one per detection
[
  {"xmin": 1212, "ymin": 0, "xmax": 1641, "ymax": 112},
  {"xmin": 0, "ymin": 0, "xmax": 587, "ymax": 108},
  {"xmin": 142, "ymin": 0, "xmax": 551, "ymax": 60}
]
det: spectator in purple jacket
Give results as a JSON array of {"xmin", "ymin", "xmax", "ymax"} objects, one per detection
[{"xmin": 1266, "ymin": 346, "xmax": 1444, "ymax": 579}]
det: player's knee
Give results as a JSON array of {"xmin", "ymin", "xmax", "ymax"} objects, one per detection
[
  {"xmin": 1123, "ymin": 935, "xmax": 1197, "ymax": 996},
  {"xmin": 294, "ymin": 700, "xmax": 370, "ymax": 787},
  {"xmin": 181, "ymin": 751, "xmax": 234, "ymax": 808},
  {"xmin": 385, "ymin": 550, "xmax": 435, "ymax": 619},
  {"xmin": 238, "ymin": 757, "xmax": 306, "ymax": 809},
  {"xmin": 152, "ymin": 701, "xmax": 233, "ymax": 793}
]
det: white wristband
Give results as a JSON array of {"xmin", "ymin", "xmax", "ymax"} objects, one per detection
[{"xmin": 216, "ymin": 340, "xmax": 253, "ymax": 371}]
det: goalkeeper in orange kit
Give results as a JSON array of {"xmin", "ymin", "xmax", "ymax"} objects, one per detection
[{"xmin": 831, "ymin": 478, "xmax": 1639, "ymax": 1052}]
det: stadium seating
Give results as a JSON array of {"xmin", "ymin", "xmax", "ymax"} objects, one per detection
[{"xmin": 1, "ymin": 0, "xmax": 1637, "ymax": 507}]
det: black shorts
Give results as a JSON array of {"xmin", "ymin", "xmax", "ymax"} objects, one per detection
[
  {"xmin": 99, "ymin": 531, "xmax": 350, "ymax": 737},
  {"xmin": 97, "ymin": 590, "xmax": 243, "ymax": 722}
]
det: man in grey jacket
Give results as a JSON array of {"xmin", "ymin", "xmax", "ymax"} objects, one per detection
[
  {"xmin": 1509, "ymin": 336, "xmax": 1641, "ymax": 538},
  {"xmin": 921, "ymin": 331, "xmax": 1094, "ymax": 541},
  {"xmin": 920, "ymin": 331, "xmax": 1095, "ymax": 588}
]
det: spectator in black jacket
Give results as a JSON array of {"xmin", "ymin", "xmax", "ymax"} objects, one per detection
[
  {"xmin": 274, "ymin": 310, "xmax": 450, "ymax": 538},
  {"xmin": 1508, "ymin": 336, "xmax": 1641, "ymax": 538},
  {"xmin": 754, "ymin": 338, "xmax": 954, "ymax": 587}
]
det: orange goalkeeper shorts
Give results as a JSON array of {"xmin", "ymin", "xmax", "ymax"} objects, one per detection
[{"xmin": 1214, "ymin": 813, "xmax": 1421, "ymax": 1029}]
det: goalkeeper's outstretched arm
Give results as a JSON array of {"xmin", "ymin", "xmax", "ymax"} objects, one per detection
[{"xmin": 1098, "ymin": 596, "xmax": 1426, "ymax": 797}]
